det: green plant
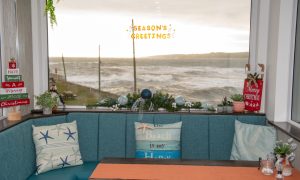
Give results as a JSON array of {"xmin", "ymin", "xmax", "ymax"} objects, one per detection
[
  {"xmin": 151, "ymin": 91, "xmax": 174, "ymax": 111},
  {"xmin": 222, "ymin": 97, "xmax": 228, "ymax": 106},
  {"xmin": 87, "ymin": 91, "xmax": 203, "ymax": 112},
  {"xmin": 192, "ymin": 102, "xmax": 202, "ymax": 109},
  {"xmin": 45, "ymin": 0, "xmax": 60, "ymax": 27},
  {"xmin": 207, "ymin": 106, "xmax": 216, "ymax": 112},
  {"xmin": 218, "ymin": 97, "xmax": 232, "ymax": 107},
  {"xmin": 274, "ymin": 139, "xmax": 297, "ymax": 156},
  {"xmin": 36, "ymin": 91, "xmax": 58, "ymax": 108},
  {"xmin": 125, "ymin": 93, "xmax": 140, "ymax": 108},
  {"xmin": 97, "ymin": 98, "xmax": 117, "ymax": 107},
  {"xmin": 230, "ymin": 94, "xmax": 244, "ymax": 102},
  {"xmin": 274, "ymin": 143, "xmax": 292, "ymax": 156}
]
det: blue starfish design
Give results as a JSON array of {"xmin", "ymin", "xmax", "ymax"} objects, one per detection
[
  {"xmin": 63, "ymin": 127, "xmax": 76, "ymax": 141},
  {"xmin": 58, "ymin": 156, "xmax": 71, "ymax": 168},
  {"xmin": 38, "ymin": 130, "xmax": 54, "ymax": 144}
]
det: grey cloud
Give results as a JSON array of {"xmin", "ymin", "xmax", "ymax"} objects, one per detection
[{"xmin": 58, "ymin": 0, "xmax": 250, "ymax": 29}]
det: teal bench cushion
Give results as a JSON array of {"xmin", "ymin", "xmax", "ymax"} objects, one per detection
[
  {"xmin": 32, "ymin": 115, "xmax": 67, "ymax": 126},
  {"xmin": 0, "ymin": 120, "xmax": 35, "ymax": 180},
  {"xmin": 181, "ymin": 115, "xmax": 209, "ymax": 159},
  {"xmin": 67, "ymin": 113, "xmax": 99, "ymax": 162},
  {"xmin": 27, "ymin": 162, "xmax": 98, "ymax": 180},
  {"xmin": 98, "ymin": 113, "xmax": 126, "ymax": 160}
]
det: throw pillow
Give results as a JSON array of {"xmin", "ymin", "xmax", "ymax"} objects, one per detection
[
  {"xmin": 135, "ymin": 121, "xmax": 182, "ymax": 159},
  {"xmin": 230, "ymin": 120, "xmax": 276, "ymax": 161},
  {"xmin": 32, "ymin": 121, "xmax": 83, "ymax": 174}
]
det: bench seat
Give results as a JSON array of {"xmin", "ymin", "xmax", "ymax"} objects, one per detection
[
  {"xmin": 0, "ymin": 112, "xmax": 266, "ymax": 180},
  {"xmin": 27, "ymin": 162, "xmax": 98, "ymax": 180}
]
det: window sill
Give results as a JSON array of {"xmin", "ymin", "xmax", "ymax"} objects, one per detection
[
  {"xmin": 268, "ymin": 120, "xmax": 300, "ymax": 142},
  {"xmin": 32, "ymin": 108, "xmax": 266, "ymax": 116}
]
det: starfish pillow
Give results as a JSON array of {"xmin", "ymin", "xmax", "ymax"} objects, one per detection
[{"xmin": 32, "ymin": 121, "xmax": 83, "ymax": 174}]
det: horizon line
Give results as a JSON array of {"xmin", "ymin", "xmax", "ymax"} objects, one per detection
[{"xmin": 49, "ymin": 51, "xmax": 249, "ymax": 59}]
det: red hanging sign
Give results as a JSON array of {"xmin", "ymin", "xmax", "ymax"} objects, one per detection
[
  {"xmin": 0, "ymin": 98, "xmax": 30, "ymax": 108},
  {"xmin": 1, "ymin": 81, "xmax": 24, "ymax": 88},
  {"xmin": 243, "ymin": 79, "xmax": 263, "ymax": 111},
  {"xmin": 242, "ymin": 64, "xmax": 264, "ymax": 112}
]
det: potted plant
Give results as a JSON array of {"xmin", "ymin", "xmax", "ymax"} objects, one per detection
[
  {"xmin": 230, "ymin": 94, "xmax": 245, "ymax": 112},
  {"xmin": 274, "ymin": 138, "xmax": 298, "ymax": 176},
  {"xmin": 225, "ymin": 100, "xmax": 233, "ymax": 113},
  {"xmin": 217, "ymin": 97, "xmax": 232, "ymax": 113},
  {"xmin": 217, "ymin": 104, "xmax": 224, "ymax": 113},
  {"xmin": 36, "ymin": 91, "xmax": 58, "ymax": 115}
]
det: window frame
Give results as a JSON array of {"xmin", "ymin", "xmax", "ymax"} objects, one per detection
[
  {"xmin": 0, "ymin": 0, "xmax": 4, "ymax": 118},
  {"xmin": 290, "ymin": 0, "xmax": 300, "ymax": 128},
  {"xmin": 31, "ymin": 0, "xmax": 49, "ymax": 109},
  {"xmin": 0, "ymin": 34, "xmax": 3, "ymax": 118},
  {"xmin": 34, "ymin": 0, "xmax": 259, "ymax": 110}
]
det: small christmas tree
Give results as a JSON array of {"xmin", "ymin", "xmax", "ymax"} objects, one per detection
[{"xmin": 0, "ymin": 58, "xmax": 30, "ymax": 120}]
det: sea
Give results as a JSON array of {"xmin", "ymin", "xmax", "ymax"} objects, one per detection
[{"xmin": 49, "ymin": 57, "xmax": 248, "ymax": 105}]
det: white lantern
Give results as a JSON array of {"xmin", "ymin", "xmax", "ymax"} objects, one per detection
[
  {"xmin": 118, "ymin": 95, "xmax": 128, "ymax": 105},
  {"xmin": 175, "ymin": 96, "xmax": 185, "ymax": 106}
]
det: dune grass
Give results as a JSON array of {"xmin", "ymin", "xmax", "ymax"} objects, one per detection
[{"xmin": 53, "ymin": 76, "xmax": 117, "ymax": 106}]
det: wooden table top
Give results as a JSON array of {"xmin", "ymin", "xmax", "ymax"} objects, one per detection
[{"xmin": 89, "ymin": 158, "xmax": 300, "ymax": 180}]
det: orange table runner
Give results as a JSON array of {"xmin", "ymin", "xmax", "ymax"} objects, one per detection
[{"xmin": 90, "ymin": 163, "xmax": 300, "ymax": 180}]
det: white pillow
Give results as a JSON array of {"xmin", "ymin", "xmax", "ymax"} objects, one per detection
[
  {"xmin": 32, "ymin": 121, "xmax": 83, "ymax": 174},
  {"xmin": 230, "ymin": 120, "xmax": 276, "ymax": 161}
]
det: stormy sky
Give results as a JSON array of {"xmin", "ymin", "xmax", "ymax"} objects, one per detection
[{"xmin": 49, "ymin": 0, "xmax": 251, "ymax": 57}]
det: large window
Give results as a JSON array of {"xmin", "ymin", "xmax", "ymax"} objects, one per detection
[{"xmin": 48, "ymin": 0, "xmax": 251, "ymax": 107}]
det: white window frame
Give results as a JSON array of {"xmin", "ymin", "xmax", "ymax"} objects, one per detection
[
  {"xmin": 258, "ymin": 0, "xmax": 299, "ymax": 128},
  {"xmin": 0, "ymin": 0, "xmax": 4, "ymax": 118},
  {"xmin": 32, "ymin": 0, "xmax": 260, "ymax": 110},
  {"xmin": 288, "ymin": 0, "xmax": 300, "ymax": 128},
  {"xmin": 31, "ymin": 0, "xmax": 49, "ymax": 108}
]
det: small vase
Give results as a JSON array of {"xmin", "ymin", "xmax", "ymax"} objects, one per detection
[
  {"xmin": 43, "ymin": 107, "xmax": 52, "ymax": 115},
  {"xmin": 233, "ymin": 101, "xmax": 245, "ymax": 112},
  {"xmin": 226, "ymin": 106, "xmax": 233, "ymax": 113},
  {"xmin": 158, "ymin": 108, "xmax": 166, "ymax": 112},
  {"xmin": 282, "ymin": 157, "xmax": 293, "ymax": 176},
  {"xmin": 217, "ymin": 106, "xmax": 224, "ymax": 113},
  {"xmin": 260, "ymin": 159, "xmax": 274, "ymax": 175}
]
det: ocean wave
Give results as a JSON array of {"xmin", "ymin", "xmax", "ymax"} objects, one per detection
[{"xmin": 50, "ymin": 59, "xmax": 246, "ymax": 104}]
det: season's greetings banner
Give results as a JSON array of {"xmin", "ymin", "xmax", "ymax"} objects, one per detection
[{"xmin": 128, "ymin": 24, "xmax": 175, "ymax": 40}]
